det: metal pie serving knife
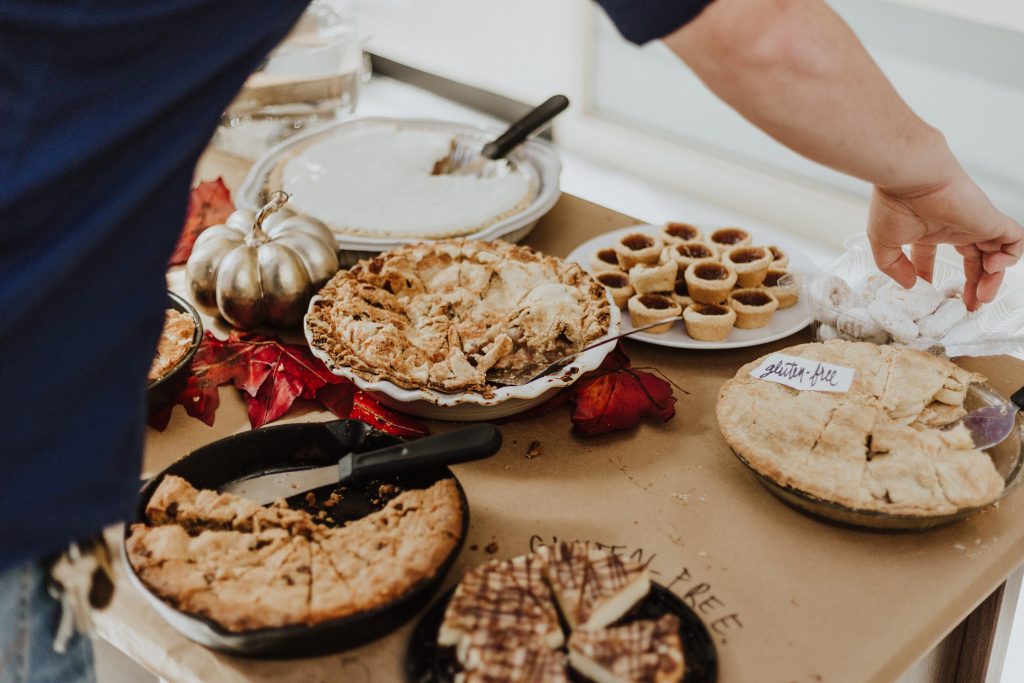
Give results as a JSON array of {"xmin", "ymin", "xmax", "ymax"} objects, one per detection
[
  {"xmin": 220, "ymin": 423, "xmax": 502, "ymax": 505},
  {"xmin": 960, "ymin": 385, "xmax": 1024, "ymax": 451}
]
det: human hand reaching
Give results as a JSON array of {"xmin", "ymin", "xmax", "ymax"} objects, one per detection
[{"xmin": 868, "ymin": 169, "xmax": 1024, "ymax": 311}]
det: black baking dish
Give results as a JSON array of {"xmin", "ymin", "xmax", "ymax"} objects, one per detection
[
  {"xmin": 146, "ymin": 290, "xmax": 203, "ymax": 414},
  {"xmin": 123, "ymin": 419, "xmax": 470, "ymax": 658}
]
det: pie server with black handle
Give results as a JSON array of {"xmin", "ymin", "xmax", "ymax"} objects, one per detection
[
  {"xmin": 219, "ymin": 423, "xmax": 502, "ymax": 505},
  {"xmin": 961, "ymin": 384, "xmax": 1024, "ymax": 451}
]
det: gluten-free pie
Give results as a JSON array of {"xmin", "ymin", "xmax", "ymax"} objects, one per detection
[
  {"xmin": 148, "ymin": 310, "xmax": 196, "ymax": 383},
  {"xmin": 568, "ymin": 615, "xmax": 685, "ymax": 683},
  {"xmin": 126, "ymin": 475, "xmax": 463, "ymax": 631},
  {"xmin": 728, "ymin": 288, "xmax": 779, "ymax": 329},
  {"xmin": 306, "ymin": 239, "xmax": 610, "ymax": 395},
  {"xmin": 439, "ymin": 543, "xmax": 682, "ymax": 683},
  {"xmin": 717, "ymin": 340, "xmax": 1005, "ymax": 516}
]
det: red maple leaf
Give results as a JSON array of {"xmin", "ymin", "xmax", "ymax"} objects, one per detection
[
  {"xmin": 169, "ymin": 178, "xmax": 234, "ymax": 265},
  {"xmin": 148, "ymin": 330, "xmax": 428, "ymax": 436},
  {"xmin": 505, "ymin": 343, "xmax": 676, "ymax": 436}
]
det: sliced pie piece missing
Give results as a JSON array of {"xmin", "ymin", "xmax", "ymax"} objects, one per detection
[
  {"xmin": 537, "ymin": 542, "xmax": 650, "ymax": 631},
  {"xmin": 568, "ymin": 614, "xmax": 684, "ymax": 683}
]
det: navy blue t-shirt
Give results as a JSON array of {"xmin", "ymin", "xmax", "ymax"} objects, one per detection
[
  {"xmin": 594, "ymin": 0, "xmax": 713, "ymax": 44},
  {"xmin": 0, "ymin": 0, "xmax": 307, "ymax": 570},
  {"xmin": 0, "ymin": 0, "xmax": 708, "ymax": 571}
]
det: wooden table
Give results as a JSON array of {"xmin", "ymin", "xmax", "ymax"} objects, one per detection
[{"xmin": 93, "ymin": 158, "xmax": 1024, "ymax": 683}]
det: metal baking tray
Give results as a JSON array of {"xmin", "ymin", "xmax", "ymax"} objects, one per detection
[
  {"xmin": 123, "ymin": 419, "xmax": 469, "ymax": 658},
  {"xmin": 730, "ymin": 382, "xmax": 1024, "ymax": 531},
  {"xmin": 405, "ymin": 581, "xmax": 718, "ymax": 683}
]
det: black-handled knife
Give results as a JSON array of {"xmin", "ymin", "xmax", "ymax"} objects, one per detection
[
  {"xmin": 220, "ymin": 423, "xmax": 502, "ymax": 505},
  {"xmin": 481, "ymin": 94, "xmax": 570, "ymax": 161}
]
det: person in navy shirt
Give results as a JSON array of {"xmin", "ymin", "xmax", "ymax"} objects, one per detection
[{"xmin": 2, "ymin": 0, "xmax": 1021, "ymax": 679}]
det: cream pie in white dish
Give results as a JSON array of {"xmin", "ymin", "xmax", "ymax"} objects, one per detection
[{"xmin": 275, "ymin": 126, "xmax": 537, "ymax": 240}]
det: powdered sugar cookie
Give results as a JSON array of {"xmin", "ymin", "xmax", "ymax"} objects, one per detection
[
  {"xmin": 917, "ymin": 297, "xmax": 968, "ymax": 339},
  {"xmin": 836, "ymin": 306, "xmax": 881, "ymax": 340},
  {"xmin": 811, "ymin": 275, "xmax": 851, "ymax": 325},
  {"xmin": 879, "ymin": 277, "xmax": 943, "ymax": 321},
  {"xmin": 868, "ymin": 299, "xmax": 919, "ymax": 344}
]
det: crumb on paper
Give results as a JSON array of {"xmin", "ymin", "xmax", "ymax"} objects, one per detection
[
  {"xmin": 469, "ymin": 544, "xmax": 479, "ymax": 552},
  {"xmin": 484, "ymin": 542, "xmax": 499, "ymax": 554},
  {"xmin": 672, "ymin": 493, "xmax": 689, "ymax": 502},
  {"xmin": 304, "ymin": 492, "xmax": 317, "ymax": 506},
  {"xmin": 953, "ymin": 543, "xmax": 966, "ymax": 551},
  {"xmin": 525, "ymin": 441, "xmax": 543, "ymax": 459}
]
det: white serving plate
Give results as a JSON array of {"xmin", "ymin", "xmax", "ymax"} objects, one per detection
[
  {"xmin": 303, "ymin": 296, "xmax": 621, "ymax": 422},
  {"xmin": 239, "ymin": 117, "xmax": 562, "ymax": 265},
  {"xmin": 566, "ymin": 224, "xmax": 815, "ymax": 350}
]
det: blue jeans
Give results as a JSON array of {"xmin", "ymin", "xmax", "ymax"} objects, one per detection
[{"xmin": 0, "ymin": 561, "xmax": 95, "ymax": 683}]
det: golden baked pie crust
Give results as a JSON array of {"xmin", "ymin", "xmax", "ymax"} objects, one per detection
[
  {"xmin": 717, "ymin": 340, "xmax": 1004, "ymax": 516},
  {"xmin": 306, "ymin": 239, "xmax": 610, "ymax": 395}
]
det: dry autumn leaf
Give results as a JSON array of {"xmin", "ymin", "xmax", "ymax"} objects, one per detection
[
  {"xmin": 169, "ymin": 177, "xmax": 233, "ymax": 265},
  {"xmin": 147, "ymin": 330, "xmax": 429, "ymax": 436}
]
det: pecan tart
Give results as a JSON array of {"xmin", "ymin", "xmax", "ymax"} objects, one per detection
[
  {"xmin": 684, "ymin": 261, "xmax": 737, "ymax": 304},
  {"xmin": 590, "ymin": 248, "xmax": 624, "ymax": 273},
  {"xmin": 595, "ymin": 271, "xmax": 634, "ymax": 309},
  {"xmin": 613, "ymin": 233, "xmax": 663, "ymax": 270},
  {"xmin": 717, "ymin": 341, "xmax": 1004, "ymax": 516},
  {"xmin": 727, "ymin": 288, "xmax": 779, "ymax": 329},
  {"xmin": 722, "ymin": 246, "xmax": 773, "ymax": 288},
  {"xmin": 306, "ymin": 240, "xmax": 610, "ymax": 395},
  {"xmin": 683, "ymin": 303, "xmax": 736, "ymax": 342},
  {"xmin": 660, "ymin": 221, "xmax": 704, "ymax": 245},
  {"xmin": 627, "ymin": 294, "xmax": 682, "ymax": 334}
]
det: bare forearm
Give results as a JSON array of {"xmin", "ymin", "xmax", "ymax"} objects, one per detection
[{"xmin": 663, "ymin": 0, "xmax": 958, "ymax": 193}]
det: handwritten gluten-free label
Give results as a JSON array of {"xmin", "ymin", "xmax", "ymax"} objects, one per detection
[{"xmin": 751, "ymin": 353, "xmax": 854, "ymax": 393}]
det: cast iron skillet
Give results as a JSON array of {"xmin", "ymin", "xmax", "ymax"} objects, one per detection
[
  {"xmin": 406, "ymin": 581, "xmax": 718, "ymax": 683},
  {"xmin": 123, "ymin": 419, "xmax": 470, "ymax": 658},
  {"xmin": 146, "ymin": 290, "xmax": 203, "ymax": 413}
]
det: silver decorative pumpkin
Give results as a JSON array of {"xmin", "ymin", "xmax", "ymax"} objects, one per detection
[{"xmin": 186, "ymin": 191, "xmax": 339, "ymax": 329}]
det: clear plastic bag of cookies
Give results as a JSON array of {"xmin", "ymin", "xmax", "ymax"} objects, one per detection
[{"xmin": 808, "ymin": 235, "xmax": 1024, "ymax": 356}]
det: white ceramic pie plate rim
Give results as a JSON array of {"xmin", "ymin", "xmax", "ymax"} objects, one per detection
[
  {"xmin": 303, "ymin": 296, "xmax": 622, "ymax": 421},
  {"xmin": 238, "ymin": 116, "xmax": 562, "ymax": 250},
  {"xmin": 566, "ymin": 224, "xmax": 816, "ymax": 350}
]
